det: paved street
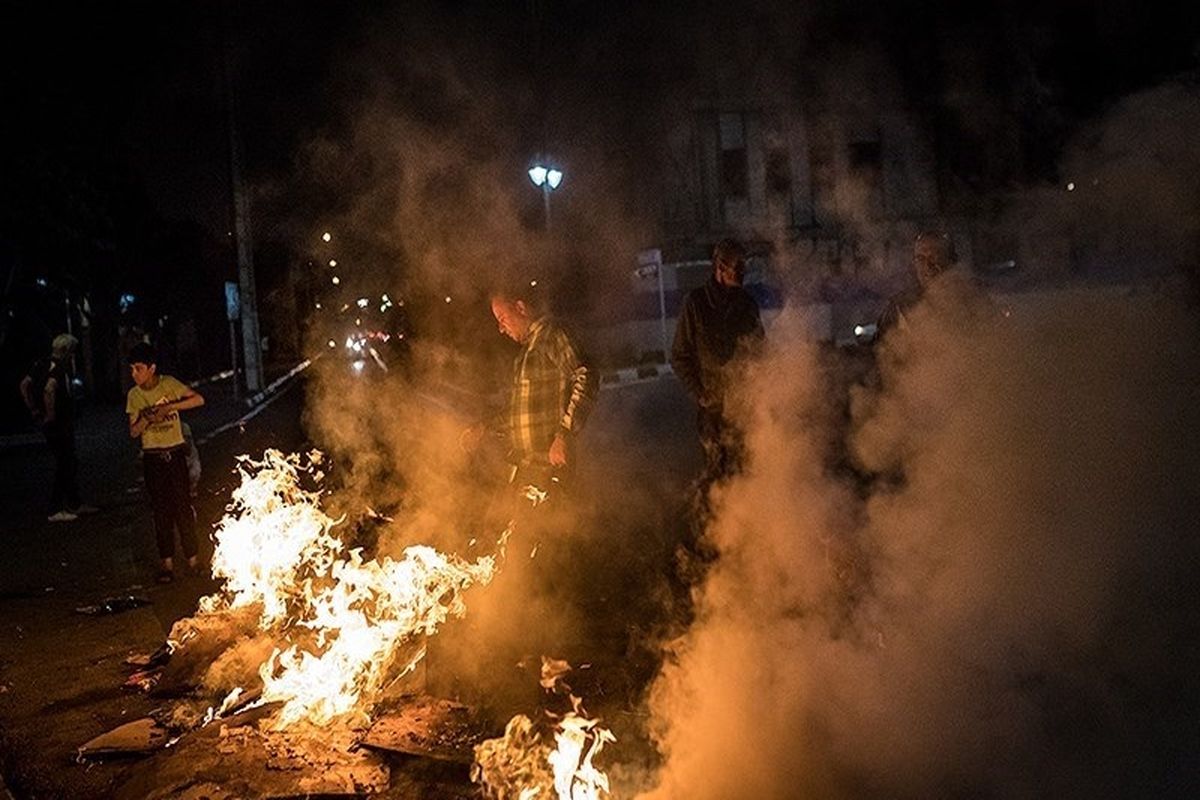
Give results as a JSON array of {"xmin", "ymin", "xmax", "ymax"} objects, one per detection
[{"xmin": 0, "ymin": 373, "xmax": 701, "ymax": 798}]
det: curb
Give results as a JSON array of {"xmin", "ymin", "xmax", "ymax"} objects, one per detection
[
  {"xmin": 0, "ymin": 359, "xmax": 317, "ymax": 452},
  {"xmin": 241, "ymin": 358, "xmax": 314, "ymax": 408},
  {"xmin": 197, "ymin": 358, "xmax": 315, "ymax": 446},
  {"xmin": 190, "ymin": 369, "xmax": 236, "ymax": 389},
  {"xmin": 2, "ymin": 357, "xmax": 662, "ymax": 450},
  {"xmin": 600, "ymin": 363, "xmax": 673, "ymax": 389}
]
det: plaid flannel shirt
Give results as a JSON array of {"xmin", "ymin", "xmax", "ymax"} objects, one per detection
[{"xmin": 505, "ymin": 317, "xmax": 596, "ymax": 465}]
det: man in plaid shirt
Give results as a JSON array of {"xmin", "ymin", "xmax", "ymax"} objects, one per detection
[
  {"xmin": 490, "ymin": 289, "xmax": 596, "ymax": 479},
  {"xmin": 436, "ymin": 289, "xmax": 596, "ymax": 708}
]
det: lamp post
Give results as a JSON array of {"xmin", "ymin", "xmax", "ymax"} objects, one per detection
[{"xmin": 528, "ymin": 163, "xmax": 563, "ymax": 230}]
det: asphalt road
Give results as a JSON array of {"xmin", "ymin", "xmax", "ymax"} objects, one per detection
[{"xmin": 0, "ymin": 372, "xmax": 702, "ymax": 799}]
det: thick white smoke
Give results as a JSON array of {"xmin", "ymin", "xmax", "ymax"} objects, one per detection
[{"xmin": 642, "ymin": 278, "xmax": 1200, "ymax": 798}]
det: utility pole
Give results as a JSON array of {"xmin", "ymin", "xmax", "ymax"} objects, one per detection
[{"xmin": 222, "ymin": 8, "xmax": 264, "ymax": 393}]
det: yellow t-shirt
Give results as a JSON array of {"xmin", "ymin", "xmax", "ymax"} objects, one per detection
[{"xmin": 126, "ymin": 375, "xmax": 190, "ymax": 450}]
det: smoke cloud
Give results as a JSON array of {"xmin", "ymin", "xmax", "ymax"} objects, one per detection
[
  {"xmin": 1059, "ymin": 81, "xmax": 1200, "ymax": 278},
  {"xmin": 640, "ymin": 276, "xmax": 1200, "ymax": 797},
  {"xmin": 255, "ymin": 2, "xmax": 704, "ymax": 723},
  {"xmin": 240, "ymin": 4, "xmax": 1200, "ymax": 786}
]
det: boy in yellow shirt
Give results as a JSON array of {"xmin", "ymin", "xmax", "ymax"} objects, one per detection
[{"xmin": 125, "ymin": 343, "xmax": 205, "ymax": 583}]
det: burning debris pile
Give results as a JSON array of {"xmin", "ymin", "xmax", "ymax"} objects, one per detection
[
  {"xmin": 187, "ymin": 448, "xmax": 501, "ymax": 728},
  {"xmin": 472, "ymin": 657, "xmax": 615, "ymax": 800},
  {"xmin": 81, "ymin": 447, "xmax": 625, "ymax": 798}
]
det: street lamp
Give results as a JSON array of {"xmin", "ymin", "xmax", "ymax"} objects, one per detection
[{"xmin": 528, "ymin": 162, "xmax": 563, "ymax": 229}]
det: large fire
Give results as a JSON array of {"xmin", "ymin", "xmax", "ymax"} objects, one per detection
[
  {"xmin": 195, "ymin": 449, "xmax": 499, "ymax": 728},
  {"xmin": 183, "ymin": 449, "xmax": 613, "ymax": 794}
]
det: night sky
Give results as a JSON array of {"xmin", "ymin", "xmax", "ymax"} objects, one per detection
[
  {"xmin": 1, "ymin": 0, "xmax": 1197, "ymax": 404},
  {"xmin": 6, "ymin": 1, "xmax": 1196, "ymax": 233}
]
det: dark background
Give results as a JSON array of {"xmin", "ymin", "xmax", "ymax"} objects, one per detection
[{"xmin": 3, "ymin": 0, "xmax": 1197, "ymax": 428}]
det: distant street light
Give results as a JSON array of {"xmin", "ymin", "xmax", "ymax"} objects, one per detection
[
  {"xmin": 322, "ymin": 231, "xmax": 332, "ymax": 242},
  {"xmin": 528, "ymin": 162, "xmax": 563, "ymax": 230}
]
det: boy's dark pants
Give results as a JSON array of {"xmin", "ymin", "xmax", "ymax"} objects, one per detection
[{"xmin": 143, "ymin": 447, "xmax": 198, "ymax": 560}]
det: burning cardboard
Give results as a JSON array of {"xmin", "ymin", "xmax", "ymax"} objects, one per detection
[
  {"xmin": 361, "ymin": 695, "xmax": 495, "ymax": 763},
  {"xmin": 77, "ymin": 718, "xmax": 169, "ymax": 759},
  {"xmin": 186, "ymin": 449, "xmax": 499, "ymax": 729}
]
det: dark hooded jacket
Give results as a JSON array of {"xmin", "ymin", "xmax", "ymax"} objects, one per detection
[{"xmin": 671, "ymin": 276, "xmax": 764, "ymax": 410}]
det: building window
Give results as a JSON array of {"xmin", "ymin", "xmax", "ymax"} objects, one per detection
[
  {"xmin": 849, "ymin": 138, "xmax": 884, "ymax": 217},
  {"xmin": 719, "ymin": 112, "xmax": 747, "ymax": 199},
  {"xmin": 848, "ymin": 140, "xmax": 882, "ymax": 170},
  {"xmin": 766, "ymin": 148, "xmax": 791, "ymax": 196},
  {"xmin": 808, "ymin": 119, "xmax": 837, "ymax": 224}
]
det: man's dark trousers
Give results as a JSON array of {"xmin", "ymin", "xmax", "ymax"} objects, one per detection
[{"xmin": 45, "ymin": 423, "xmax": 80, "ymax": 513}]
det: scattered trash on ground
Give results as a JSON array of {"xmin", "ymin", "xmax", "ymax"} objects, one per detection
[
  {"xmin": 123, "ymin": 668, "xmax": 164, "ymax": 693},
  {"xmin": 77, "ymin": 718, "xmax": 169, "ymax": 760},
  {"xmin": 74, "ymin": 595, "xmax": 152, "ymax": 616},
  {"xmin": 124, "ymin": 642, "xmax": 172, "ymax": 670}
]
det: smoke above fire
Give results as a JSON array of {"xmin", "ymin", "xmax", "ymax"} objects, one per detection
[
  {"xmin": 640, "ymin": 278, "xmax": 1200, "ymax": 797},
  {"xmin": 232, "ymin": 4, "xmax": 1200, "ymax": 793}
]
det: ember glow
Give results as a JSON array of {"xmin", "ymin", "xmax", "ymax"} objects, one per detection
[
  {"xmin": 473, "ymin": 659, "xmax": 615, "ymax": 800},
  {"xmin": 198, "ymin": 449, "xmax": 498, "ymax": 728}
]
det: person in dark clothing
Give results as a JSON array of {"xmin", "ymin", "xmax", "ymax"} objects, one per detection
[
  {"xmin": 876, "ymin": 231, "xmax": 957, "ymax": 338},
  {"xmin": 876, "ymin": 230, "xmax": 1003, "ymax": 348},
  {"xmin": 671, "ymin": 238, "xmax": 765, "ymax": 486},
  {"xmin": 19, "ymin": 334, "xmax": 95, "ymax": 522}
]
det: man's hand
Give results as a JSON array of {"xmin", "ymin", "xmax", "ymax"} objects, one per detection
[{"xmin": 548, "ymin": 432, "xmax": 569, "ymax": 467}]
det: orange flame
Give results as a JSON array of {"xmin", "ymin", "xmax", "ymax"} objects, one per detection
[
  {"xmin": 198, "ymin": 450, "xmax": 498, "ymax": 728},
  {"xmin": 473, "ymin": 659, "xmax": 615, "ymax": 799}
]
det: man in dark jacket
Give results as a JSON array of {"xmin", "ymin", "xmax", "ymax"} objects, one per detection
[
  {"xmin": 19, "ymin": 334, "xmax": 94, "ymax": 522},
  {"xmin": 876, "ymin": 231, "xmax": 956, "ymax": 337},
  {"xmin": 671, "ymin": 238, "xmax": 765, "ymax": 486}
]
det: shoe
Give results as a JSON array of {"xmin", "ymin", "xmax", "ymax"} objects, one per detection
[
  {"xmin": 48, "ymin": 511, "xmax": 79, "ymax": 522},
  {"xmin": 70, "ymin": 504, "xmax": 100, "ymax": 515},
  {"xmin": 156, "ymin": 569, "xmax": 175, "ymax": 584}
]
